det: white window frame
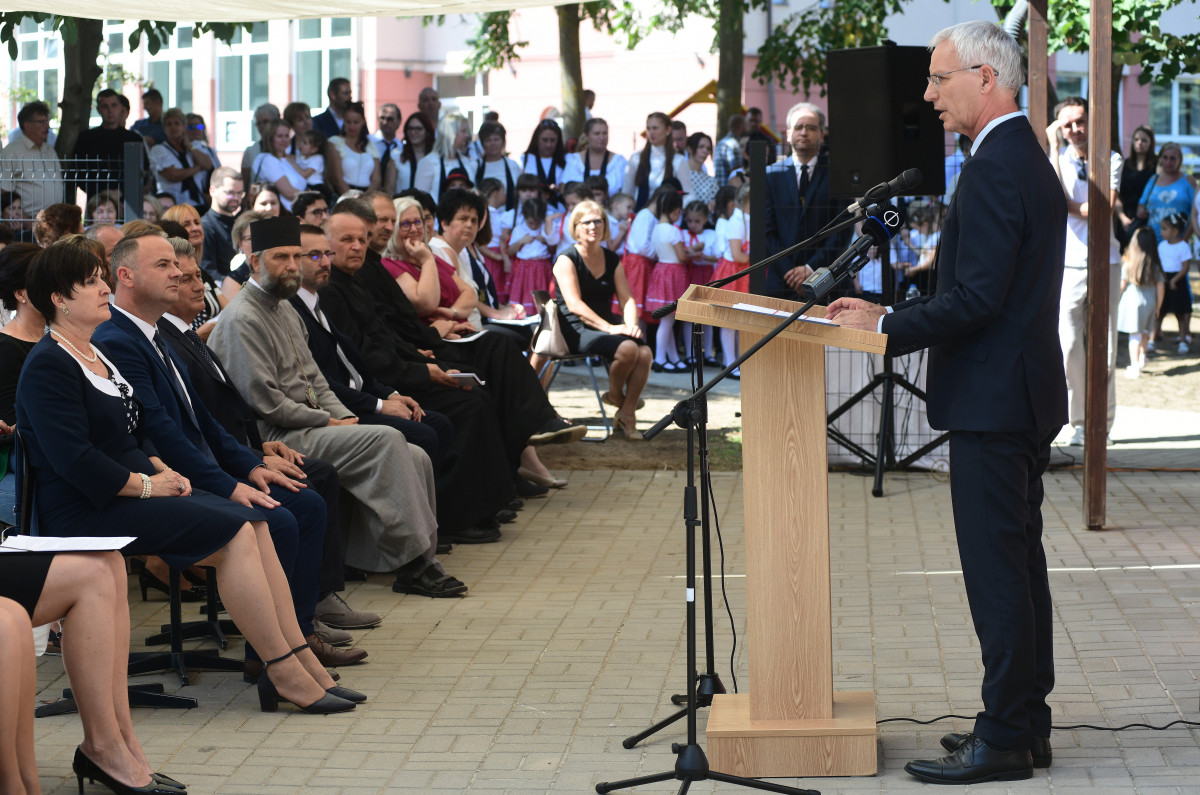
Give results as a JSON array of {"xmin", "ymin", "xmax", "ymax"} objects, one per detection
[
  {"xmin": 293, "ymin": 17, "xmax": 357, "ymax": 116},
  {"xmin": 214, "ymin": 23, "xmax": 274, "ymax": 150}
]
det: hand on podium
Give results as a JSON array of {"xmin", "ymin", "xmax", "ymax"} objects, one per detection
[{"xmin": 826, "ymin": 297, "xmax": 886, "ymax": 332}]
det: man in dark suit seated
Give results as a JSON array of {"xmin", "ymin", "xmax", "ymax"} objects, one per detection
[
  {"xmin": 93, "ymin": 227, "xmax": 368, "ymax": 670},
  {"xmin": 291, "ymin": 223, "xmax": 509, "ymax": 544},
  {"xmin": 762, "ymin": 102, "xmax": 849, "ymax": 301},
  {"xmin": 829, "ymin": 20, "xmax": 1068, "ymax": 784},
  {"xmin": 311, "ymin": 78, "xmax": 351, "ymax": 139},
  {"xmin": 157, "ymin": 241, "xmax": 383, "ymax": 645},
  {"xmin": 322, "ymin": 197, "xmax": 582, "ymax": 490}
]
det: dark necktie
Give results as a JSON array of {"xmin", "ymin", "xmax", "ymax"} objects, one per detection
[
  {"xmin": 153, "ymin": 331, "xmax": 215, "ymax": 460},
  {"xmin": 798, "ymin": 163, "xmax": 810, "ymax": 200},
  {"xmin": 184, "ymin": 327, "xmax": 222, "ymax": 381}
]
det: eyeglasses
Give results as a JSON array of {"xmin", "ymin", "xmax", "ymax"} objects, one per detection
[
  {"xmin": 926, "ymin": 65, "xmax": 992, "ymax": 88},
  {"xmin": 307, "ymin": 251, "xmax": 334, "ymax": 262},
  {"xmin": 578, "ymin": 218, "xmax": 604, "ymax": 227},
  {"xmin": 187, "ymin": 123, "xmax": 206, "ymax": 131},
  {"xmin": 397, "ymin": 220, "xmax": 422, "ymax": 231},
  {"xmin": 379, "ymin": 115, "xmax": 398, "ymax": 123}
]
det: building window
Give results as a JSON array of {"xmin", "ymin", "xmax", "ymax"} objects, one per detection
[
  {"xmin": 1150, "ymin": 81, "xmax": 1200, "ymax": 142},
  {"xmin": 295, "ymin": 19, "xmax": 355, "ymax": 112},
  {"xmin": 1056, "ymin": 73, "xmax": 1086, "ymax": 101}
]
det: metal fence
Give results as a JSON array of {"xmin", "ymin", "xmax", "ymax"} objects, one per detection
[{"xmin": 0, "ymin": 141, "xmax": 144, "ymax": 236}]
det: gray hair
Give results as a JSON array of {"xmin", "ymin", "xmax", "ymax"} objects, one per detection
[
  {"xmin": 253, "ymin": 103, "xmax": 281, "ymax": 122},
  {"xmin": 84, "ymin": 223, "xmax": 120, "ymax": 241},
  {"xmin": 786, "ymin": 102, "xmax": 825, "ymax": 133},
  {"xmin": 930, "ymin": 20, "xmax": 1024, "ymax": 98},
  {"xmin": 168, "ymin": 236, "xmax": 196, "ymax": 260}
]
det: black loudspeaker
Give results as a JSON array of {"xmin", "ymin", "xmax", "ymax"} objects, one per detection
[{"xmin": 825, "ymin": 44, "xmax": 947, "ymax": 198}]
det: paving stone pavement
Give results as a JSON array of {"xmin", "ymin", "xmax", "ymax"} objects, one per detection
[{"xmin": 29, "ymin": 446, "xmax": 1200, "ymax": 793}]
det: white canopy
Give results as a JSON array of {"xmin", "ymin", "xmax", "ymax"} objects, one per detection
[{"xmin": 3, "ymin": 1, "xmax": 567, "ymax": 23}]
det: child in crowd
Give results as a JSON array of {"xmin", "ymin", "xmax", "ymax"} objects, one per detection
[
  {"xmin": 584, "ymin": 175, "xmax": 610, "ymax": 206},
  {"xmin": 288, "ymin": 129, "xmax": 327, "ymax": 189},
  {"xmin": 645, "ymin": 191, "xmax": 691, "ymax": 371},
  {"xmin": 681, "ymin": 200, "xmax": 718, "ymax": 364},
  {"xmin": 623, "ymin": 181, "xmax": 679, "ymax": 328},
  {"xmin": 498, "ymin": 174, "xmax": 543, "ymax": 293},
  {"xmin": 609, "ymin": 193, "xmax": 636, "ymax": 254},
  {"xmin": 477, "ymin": 177, "xmax": 509, "ymax": 303},
  {"xmin": 902, "ymin": 201, "xmax": 940, "ymax": 296},
  {"xmin": 507, "ymin": 197, "xmax": 559, "ymax": 314},
  {"xmin": 1117, "ymin": 227, "xmax": 1166, "ymax": 378},
  {"xmin": 712, "ymin": 183, "xmax": 751, "ymax": 373},
  {"xmin": 1155, "ymin": 211, "xmax": 1193, "ymax": 353}
]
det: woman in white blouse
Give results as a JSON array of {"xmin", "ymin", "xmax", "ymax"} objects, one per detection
[
  {"xmin": 414, "ymin": 113, "xmax": 477, "ymax": 203},
  {"xmin": 250, "ymin": 120, "xmax": 307, "ymax": 212},
  {"xmin": 561, "ymin": 118, "xmax": 627, "ymax": 198},
  {"xmin": 472, "ymin": 120, "xmax": 524, "ymax": 211},
  {"xmin": 326, "ymin": 102, "xmax": 381, "ymax": 196},
  {"xmin": 623, "ymin": 112, "xmax": 692, "ymax": 210},
  {"xmin": 520, "ymin": 119, "xmax": 567, "ymax": 207},
  {"xmin": 386, "ymin": 110, "xmax": 435, "ymax": 196}
]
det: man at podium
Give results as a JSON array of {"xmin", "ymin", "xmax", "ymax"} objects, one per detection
[{"xmin": 828, "ymin": 20, "xmax": 1068, "ymax": 785}]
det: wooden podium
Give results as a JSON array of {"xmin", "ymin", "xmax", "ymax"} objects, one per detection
[{"xmin": 675, "ymin": 285, "xmax": 886, "ymax": 779}]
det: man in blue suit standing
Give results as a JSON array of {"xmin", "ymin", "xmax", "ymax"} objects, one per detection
[
  {"xmin": 829, "ymin": 20, "xmax": 1067, "ymax": 784},
  {"xmin": 94, "ymin": 226, "xmax": 368, "ymax": 670},
  {"xmin": 311, "ymin": 78, "xmax": 352, "ymax": 139},
  {"xmin": 762, "ymin": 102, "xmax": 847, "ymax": 299}
]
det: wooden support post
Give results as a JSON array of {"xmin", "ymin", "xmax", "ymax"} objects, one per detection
[
  {"xmin": 1085, "ymin": 0, "xmax": 1113, "ymax": 530},
  {"xmin": 1028, "ymin": 0, "xmax": 1049, "ymax": 138}
]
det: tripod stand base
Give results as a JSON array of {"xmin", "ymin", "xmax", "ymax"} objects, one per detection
[{"xmin": 707, "ymin": 691, "xmax": 876, "ymax": 777}]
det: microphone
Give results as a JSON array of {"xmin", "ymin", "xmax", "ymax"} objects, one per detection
[
  {"xmin": 800, "ymin": 204, "xmax": 906, "ymax": 301},
  {"xmin": 846, "ymin": 168, "xmax": 923, "ymax": 214}
]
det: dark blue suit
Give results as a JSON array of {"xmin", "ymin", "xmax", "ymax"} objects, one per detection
[
  {"xmin": 762, "ymin": 154, "xmax": 847, "ymax": 299},
  {"xmin": 311, "ymin": 108, "xmax": 342, "ymax": 139},
  {"xmin": 881, "ymin": 115, "xmax": 1068, "ymax": 752},
  {"xmin": 94, "ymin": 308, "xmax": 326, "ymax": 638}
]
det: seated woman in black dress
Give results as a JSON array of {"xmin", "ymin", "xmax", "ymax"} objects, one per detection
[
  {"xmin": 0, "ymin": 552, "xmax": 186, "ymax": 794},
  {"xmin": 0, "ymin": 243, "xmax": 43, "ymax": 522},
  {"xmin": 15, "ymin": 243, "xmax": 362, "ymax": 720},
  {"xmin": 551, "ymin": 199, "xmax": 652, "ymax": 440}
]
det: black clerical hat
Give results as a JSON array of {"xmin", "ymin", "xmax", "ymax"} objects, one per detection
[{"xmin": 249, "ymin": 215, "xmax": 301, "ymax": 251}]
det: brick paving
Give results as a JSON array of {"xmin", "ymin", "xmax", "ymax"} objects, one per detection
[{"xmin": 28, "ymin": 397, "xmax": 1200, "ymax": 794}]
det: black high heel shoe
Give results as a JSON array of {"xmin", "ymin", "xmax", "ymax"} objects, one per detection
[
  {"xmin": 257, "ymin": 647, "xmax": 356, "ymax": 714},
  {"xmin": 138, "ymin": 570, "xmax": 206, "ymax": 603},
  {"xmin": 327, "ymin": 685, "xmax": 368, "ymax": 703},
  {"xmin": 72, "ymin": 747, "xmax": 184, "ymax": 794}
]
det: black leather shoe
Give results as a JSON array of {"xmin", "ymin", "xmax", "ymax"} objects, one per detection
[
  {"xmin": 506, "ymin": 498, "xmax": 525, "ymax": 511},
  {"xmin": 495, "ymin": 508, "xmax": 518, "ymax": 524},
  {"xmin": 904, "ymin": 734, "xmax": 1032, "ymax": 784},
  {"xmin": 514, "ymin": 477, "xmax": 549, "ymax": 498},
  {"xmin": 942, "ymin": 731, "xmax": 1051, "ymax": 768},
  {"xmin": 436, "ymin": 542, "xmax": 452, "ymax": 554},
  {"xmin": 440, "ymin": 524, "xmax": 501, "ymax": 544}
]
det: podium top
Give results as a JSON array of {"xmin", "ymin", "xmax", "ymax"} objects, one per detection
[{"xmin": 675, "ymin": 285, "xmax": 888, "ymax": 355}]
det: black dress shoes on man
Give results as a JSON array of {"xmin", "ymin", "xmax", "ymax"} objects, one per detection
[
  {"xmin": 941, "ymin": 731, "xmax": 1051, "ymax": 768},
  {"xmin": 904, "ymin": 734, "xmax": 1033, "ymax": 784}
]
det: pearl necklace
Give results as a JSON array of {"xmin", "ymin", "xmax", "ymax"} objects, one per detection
[{"xmin": 50, "ymin": 328, "xmax": 99, "ymax": 363}]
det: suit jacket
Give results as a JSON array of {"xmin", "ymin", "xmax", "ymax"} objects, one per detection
[
  {"xmin": 311, "ymin": 108, "xmax": 342, "ymax": 139},
  {"xmin": 94, "ymin": 309, "xmax": 262, "ymax": 498},
  {"xmin": 156, "ymin": 318, "xmax": 265, "ymax": 451},
  {"xmin": 881, "ymin": 116, "xmax": 1068, "ymax": 433},
  {"xmin": 288, "ymin": 294, "xmax": 395, "ymax": 416},
  {"xmin": 762, "ymin": 154, "xmax": 847, "ymax": 297}
]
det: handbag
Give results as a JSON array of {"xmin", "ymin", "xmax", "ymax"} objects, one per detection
[{"xmin": 531, "ymin": 295, "xmax": 569, "ymax": 357}]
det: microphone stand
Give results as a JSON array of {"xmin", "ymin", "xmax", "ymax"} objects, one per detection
[{"xmin": 598, "ymin": 238, "xmax": 874, "ymax": 795}]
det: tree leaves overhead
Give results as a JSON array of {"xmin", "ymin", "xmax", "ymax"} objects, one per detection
[{"xmin": 0, "ymin": 13, "xmax": 254, "ymax": 61}]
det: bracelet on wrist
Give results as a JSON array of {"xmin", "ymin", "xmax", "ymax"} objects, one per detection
[{"xmin": 139, "ymin": 473, "xmax": 153, "ymax": 500}]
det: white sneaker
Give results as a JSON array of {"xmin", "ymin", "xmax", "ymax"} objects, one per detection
[
  {"xmin": 1068, "ymin": 426, "xmax": 1086, "ymax": 446},
  {"xmin": 1179, "ymin": 340, "xmax": 1190, "ymax": 354},
  {"xmin": 1125, "ymin": 365, "xmax": 1141, "ymax": 379}
]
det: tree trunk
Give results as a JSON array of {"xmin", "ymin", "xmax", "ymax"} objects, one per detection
[
  {"xmin": 715, "ymin": 0, "xmax": 744, "ymax": 142},
  {"xmin": 55, "ymin": 17, "xmax": 103, "ymax": 159},
  {"xmin": 557, "ymin": 4, "xmax": 585, "ymax": 143},
  {"xmin": 1110, "ymin": 60, "xmax": 1123, "ymax": 152}
]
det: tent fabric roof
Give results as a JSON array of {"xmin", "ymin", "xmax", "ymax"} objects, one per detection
[{"xmin": 4, "ymin": 1, "xmax": 567, "ymax": 23}]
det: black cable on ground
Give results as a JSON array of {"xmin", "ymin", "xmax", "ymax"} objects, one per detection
[{"xmin": 877, "ymin": 713, "xmax": 1200, "ymax": 732}]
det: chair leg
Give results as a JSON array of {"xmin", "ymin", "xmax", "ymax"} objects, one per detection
[
  {"xmin": 584, "ymin": 359, "xmax": 613, "ymax": 438},
  {"xmin": 137, "ymin": 569, "xmax": 242, "ymax": 687}
]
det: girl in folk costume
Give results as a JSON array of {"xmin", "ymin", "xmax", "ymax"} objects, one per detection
[
  {"xmin": 712, "ymin": 183, "xmax": 752, "ymax": 373},
  {"xmin": 388, "ymin": 111, "xmax": 435, "ymax": 195},
  {"xmin": 681, "ymin": 200, "xmax": 718, "ymax": 364},
  {"xmin": 623, "ymin": 181, "xmax": 680, "ymax": 327},
  {"xmin": 507, "ymin": 197, "xmax": 560, "ymax": 314},
  {"xmin": 608, "ymin": 193, "xmax": 636, "ymax": 255},
  {"xmin": 521, "ymin": 119, "xmax": 568, "ymax": 210},
  {"xmin": 497, "ymin": 174, "xmax": 542, "ymax": 295},
  {"xmin": 623, "ymin": 112, "xmax": 693, "ymax": 210},
  {"xmin": 476, "ymin": 178, "xmax": 510, "ymax": 303},
  {"xmin": 645, "ymin": 191, "xmax": 693, "ymax": 371},
  {"xmin": 561, "ymin": 118, "xmax": 628, "ymax": 198},
  {"xmin": 414, "ymin": 113, "xmax": 478, "ymax": 203}
]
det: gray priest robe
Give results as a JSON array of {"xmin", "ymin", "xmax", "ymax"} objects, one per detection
[{"xmin": 209, "ymin": 279, "xmax": 440, "ymax": 573}]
